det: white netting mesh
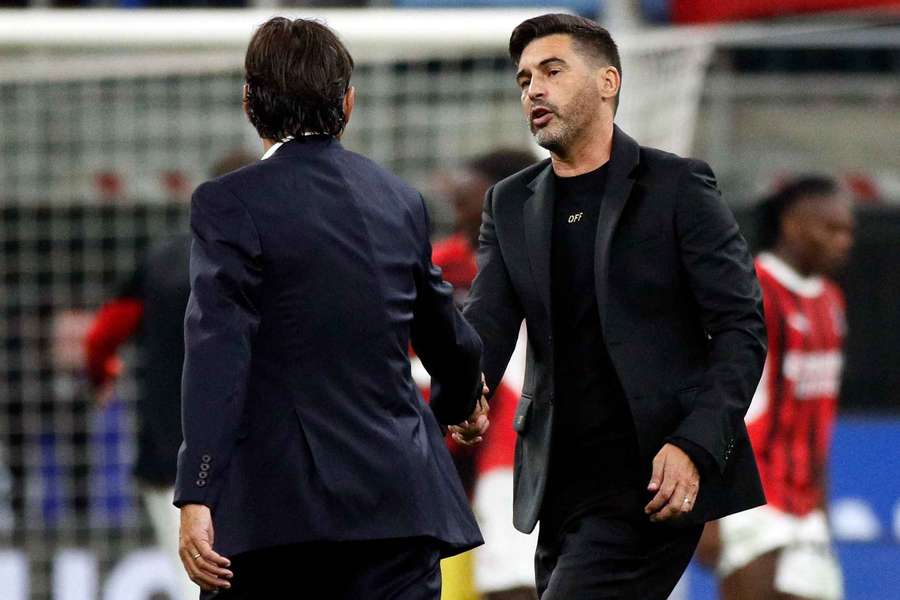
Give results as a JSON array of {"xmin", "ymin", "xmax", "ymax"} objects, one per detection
[
  {"xmin": 0, "ymin": 10, "xmax": 716, "ymax": 599},
  {"xmin": 0, "ymin": 10, "xmax": 715, "ymax": 206}
]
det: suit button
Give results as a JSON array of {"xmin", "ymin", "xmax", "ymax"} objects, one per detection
[
  {"xmin": 201, "ymin": 455, "xmax": 211, "ymax": 463},
  {"xmin": 196, "ymin": 479, "xmax": 207, "ymax": 487},
  {"xmin": 198, "ymin": 471, "xmax": 208, "ymax": 479},
  {"xmin": 200, "ymin": 463, "xmax": 210, "ymax": 472}
]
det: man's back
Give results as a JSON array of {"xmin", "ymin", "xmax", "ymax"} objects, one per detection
[{"xmin": 175, "ymin": 136, "xmax": 483, "ymax": 558}]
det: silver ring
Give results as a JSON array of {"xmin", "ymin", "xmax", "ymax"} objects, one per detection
[{"xmin": 192, "ymin": 552, "xmax": 202, "ymax": 560}]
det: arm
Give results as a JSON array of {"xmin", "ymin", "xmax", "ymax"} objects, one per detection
[
  {"xmin": 669, "ymin": 159, "xmax": 767, "ymax": 474},
  {"xmin": 84, "ymin": 297, "xmax": 143, "ymax": 389},
  {"xmin": 174, "ymin": 180, "xmax": 262, "ymax": 510},
  {"xmin": 410, "ymin": 195, "xmax": 483, "ymax": 426},
  {"xmin": 462, "ymin": 185, "xmax": 525, "ymax": 395}
]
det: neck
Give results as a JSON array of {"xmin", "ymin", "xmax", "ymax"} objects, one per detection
[
  {"xmin": 773, "ymin": 244, "xmax": 812, "ymax": 277},
  {"xmin": 261, "ymin": 138, "xmax": 277, "ymax": 154},
  {"xmin": 550, "ymin": 119, "xmax": 613, "ymax": 177}
]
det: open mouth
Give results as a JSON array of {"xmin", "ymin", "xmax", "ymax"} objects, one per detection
[{"xmin": 530, "ymin": 106, "xmax": 553, "ymax": 128}]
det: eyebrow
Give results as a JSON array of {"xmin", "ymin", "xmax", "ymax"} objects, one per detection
[{"xmin": 516, "ymin": 57, "xmax": 567, "ymax": 81}]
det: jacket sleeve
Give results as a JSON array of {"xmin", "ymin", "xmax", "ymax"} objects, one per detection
[
  {"xmin": 174, "ymin": 180, "xmax": 262, "ymax": 508},
  {"xmin": 463, "ymin": 185, "xmax": 525, "ymax": 395},
  {"xmin": 410, "ymin": 195, "xmax": 483, "ymax": 426},
  {"xmin": 669, "ymin": 160, "xmax": 767, "ymax": 475}
]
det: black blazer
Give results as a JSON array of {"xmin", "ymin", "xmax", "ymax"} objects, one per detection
[
  {"xmin": 464, "ymin": 126, "xmax": 767, "ymax": 534},
  {"xmin": 174, "ymin": 136, "xmax": 483, "ymax": 558}
]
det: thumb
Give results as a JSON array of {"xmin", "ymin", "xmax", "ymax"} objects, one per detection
[{"xmin": 648, "ymin": 451, "xmax": 666, "ymax": 491}]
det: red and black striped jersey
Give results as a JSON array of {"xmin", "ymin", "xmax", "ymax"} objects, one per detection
[{"xmin": 746, "ymin": 253, "xmax": 846, "ymax": 516}]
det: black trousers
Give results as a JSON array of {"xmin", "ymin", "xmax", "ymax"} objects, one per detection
[
  {"xmin": 535, "ymin": 511, "xmax": 702, "ymax": 600},
  {"xmin": 202, "ymin": 536, "xmax": 442, "ymax": 600}
]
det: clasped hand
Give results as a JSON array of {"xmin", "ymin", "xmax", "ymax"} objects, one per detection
[{"xmin": 447, "ymin": 381, "xmax": 490, "ymax": 446}]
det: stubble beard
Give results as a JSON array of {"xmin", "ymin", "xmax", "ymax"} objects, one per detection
[{"xmin": 530, "ymin": 82, "xmax": 595, "ymax": 157}]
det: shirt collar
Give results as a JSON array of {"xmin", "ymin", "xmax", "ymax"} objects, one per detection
[
  {"xmin": 261, "ymin": 136, "xmax": 294, "ymax": 160},
  {"xmin": 757, "ymin": 252, "xmax": 825, "ymax": 298},
  {"xmin": 261, "ymin": 132, "xmax": 330, "ymax": 160}
]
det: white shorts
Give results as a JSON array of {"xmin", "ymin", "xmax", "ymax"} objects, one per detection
[
  {"xmin": 717, "ymin": 504, "xmax": 843, "ymax": 600},
  {"xmin": 472, "ymin": 468, "xmax": 538, "ymax": 593}
]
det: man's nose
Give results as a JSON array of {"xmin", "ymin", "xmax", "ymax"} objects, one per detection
[{"xmin": 527, "ymin": 80, "xmax": 545, "ymax": 101}]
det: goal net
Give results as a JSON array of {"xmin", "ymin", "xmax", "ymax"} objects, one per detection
[{"xmin": 0, "ymin": 9, "xmax": 715, "ymax": 599}]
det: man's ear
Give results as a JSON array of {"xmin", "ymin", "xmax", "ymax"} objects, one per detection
[
  {"xmin": 242, "ymin": 83, "xmax": 250, "ymax": 119},
  {"xmin": 598, "ymin": 66, "xmax": 620, "ymax": 104},
  {"xmin": 341, "ymin": 86, "xmax": 356, "ymax": 135}
]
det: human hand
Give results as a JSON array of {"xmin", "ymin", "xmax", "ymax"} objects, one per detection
[
  {"xmin": 644, "ymin": 443, "xmax": 700, "ymax": 522},
  {"xmin": 179, "ymin": 503, "xmax": 233, "ymax": 592},
  {"xmin": 448, "ymin": 381, "xmax": 490, "ymax": 446}
]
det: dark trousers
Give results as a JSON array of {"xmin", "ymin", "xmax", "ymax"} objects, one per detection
[
  {"xmin": 202, "ymin": 537, "xmax": 442, "ymax": 600},
  {"xmin": 535, "ymin": 511, "xmax": 702, "ymax": 600}
]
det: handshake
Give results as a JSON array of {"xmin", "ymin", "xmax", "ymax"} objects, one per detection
[{"xmin": 448, "ymin": 379, "xmax": 490, "ymax": 447}]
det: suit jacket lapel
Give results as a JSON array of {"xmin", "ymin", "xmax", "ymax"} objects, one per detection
[
  {"xmin": 523, "ymin": 162, "xmax": 555, "ymax": 321},
  {"xmin": 595, "ymin": 126, "xmax": 641, "ymax": 331}
]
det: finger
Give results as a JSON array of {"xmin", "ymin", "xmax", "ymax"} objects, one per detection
[
  {"xmin": 474, "ymin": 414, "xmax": 490, "ymax": 434},
  {"xmin": 194, "ymin": 554, "xmax": 234, "ymax": 579},
  {"xmin": 651, "ymin": 482, "xmax": 690, "ymax": 522},
  {"xmin": 182, "ymin": 546, "xmax": 232, "ymax": 589},
  {"xmin": 647, "ymin": 451, "xmax": 666, "ymax": 492},
  {"xmin": 453, "ymin": 432, "xmax": 483, "ymax": 445},
  {"xmin": 179, "ymin": 547, "xmax": 220, "ymax": 590},
  {"xmin": 191, "ymin": 565, "xmax": 231, "ymax": 590},
  {"xmin": 452, "ymin": 432, "xmax": 482, "ymax": 446},
  {"xmin": 448, "ymin": 425, "xmax": 478, "ymax": 439},
  {"xmin": 196, "ymin": 539, "xmax": 231, "ymax": 568},
  {"xmin": 644, "ymin": 475, "xmax": 676, "ymax": 515}
]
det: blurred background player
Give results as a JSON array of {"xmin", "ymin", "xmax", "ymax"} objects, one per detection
[
  {"xmin": 83, "ymin": 150, "xmax": 255, "ymax": 600},
  {"xmin": 697, "ymin": 175, "xmax": 855, "ymax": 600},
  {"xmin": 421, "ymin": 148, "xmax": 538, "ymax": 600}
]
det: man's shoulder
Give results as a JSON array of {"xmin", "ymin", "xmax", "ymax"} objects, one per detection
[
  {"xmin": 637, "ymin": 145, "xmax": 710, "ymax": 179},
  {"xmin": 205, "ymin": 144, "xmax": 419, "ymax": 204},
  {"xmin": 338, "ymin": 147, "xmax": 420, "ymax": 197},
  {"xmin": 491, "ymin": 158, "xmax": 551, "ymax": 200}
]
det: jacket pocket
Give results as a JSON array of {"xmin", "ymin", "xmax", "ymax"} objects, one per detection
[{"xmin": 512, "ymin": 394, "xmax": 534, "ymax": 434}]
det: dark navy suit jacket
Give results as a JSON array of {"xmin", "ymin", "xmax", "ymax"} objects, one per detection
[{"xmin": 174, "ymin": 136, "xmax": 483, "ymax": 558}]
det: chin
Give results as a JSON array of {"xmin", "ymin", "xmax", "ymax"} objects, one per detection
[{"xmin": 533, "ymin": 130, "xmax": 564, "ymax": 154}]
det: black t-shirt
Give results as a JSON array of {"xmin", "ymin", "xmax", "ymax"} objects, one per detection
[{"xmin": 543, "ymin": 163, "xmax": 643, "ymax": 531}]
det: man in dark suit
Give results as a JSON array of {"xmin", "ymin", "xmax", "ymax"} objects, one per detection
[
  {"xmin": 462, "ymin": 14, "xmax": 768, "ymax": 599},
  {"xmin": 175, "ymin": 17, "xmax": 486, "ymax": 599}
]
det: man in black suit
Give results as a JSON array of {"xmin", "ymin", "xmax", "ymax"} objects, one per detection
[
  {"xmin": 174, "ymin": 18, "xmax": 486, "ymax": 599},
  {"xmin": 462, "ymin": 14, "xmax": 768, "ymax": 599}
]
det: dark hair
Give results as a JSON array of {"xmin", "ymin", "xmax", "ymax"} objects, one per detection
[
  {"xmin": 509, "ymin": 13, "xmax": 622, "ymax": 109},
  {"xmin": 466, "ymin": 148, "xmax": 536, "ymax": 184},
  {"xmin": 244, "ymin": 17, "xmax": 354, "ymax": 140},
  {"xmin": 756, "ymin": 175, "xmax": 840, "ymax": 250}
]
